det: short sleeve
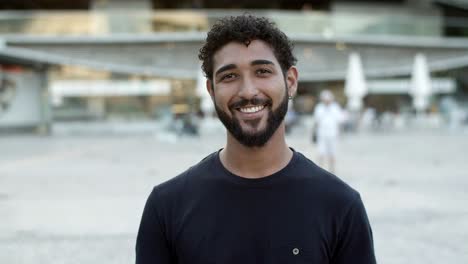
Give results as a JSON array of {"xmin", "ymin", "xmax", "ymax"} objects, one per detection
[
  {"xmin": 135, "ymin": 188, "xmax": 173, "ymax": 264},
  {"xmin": 332, "ymin": 194, "xmax": 377, "ymax": 264},
  {"xmin": 313, "ymin": 104, "xmax": 320, "ymax": 116}
]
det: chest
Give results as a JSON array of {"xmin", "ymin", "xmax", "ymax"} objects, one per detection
[{"xmin": 170, "ymin": 189, "xmax": 336, "ymax": 264}]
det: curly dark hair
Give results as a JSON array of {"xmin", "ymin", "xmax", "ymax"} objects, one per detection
[{"xmin": 198, "ymin": 15, "xmax": 297, "ymax": 80}]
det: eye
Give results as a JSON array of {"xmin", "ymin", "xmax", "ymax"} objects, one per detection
[
  {"xmin": 256, "ymin": 68, "xmax": 272, "ymax": 76},
  {"xmin": 220, "ymin": 73, "xmax": 237, "ymax": 81}
]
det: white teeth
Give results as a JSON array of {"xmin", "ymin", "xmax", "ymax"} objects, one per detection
[{"xmin": 239, "ymin": 105, "xmax": 265, "ymax": 113}]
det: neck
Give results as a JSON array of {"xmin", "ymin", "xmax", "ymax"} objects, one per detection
[{"xmin": 220, "ymin": 123, "xmax": 293, "ymax": 179}]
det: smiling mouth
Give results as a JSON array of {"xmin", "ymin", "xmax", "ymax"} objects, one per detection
[{"xmin": 238, "ymin": 105, "xmax": 265, "ymax": 113}]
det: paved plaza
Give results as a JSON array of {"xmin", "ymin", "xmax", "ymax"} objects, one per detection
[{"xmin": 1, "ymin": 127, "xmax": 467, "ymax": 263}]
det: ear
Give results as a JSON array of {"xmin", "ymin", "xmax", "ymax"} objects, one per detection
[
  {"xmin": 286, "ymin": 66, "xmax": 298, "ymax": 97},
  {"xmin": 206, "ymin": 79, "xmax": 214, "ymax": 99}
]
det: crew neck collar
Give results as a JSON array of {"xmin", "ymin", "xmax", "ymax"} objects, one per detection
[{"xmin": 214, "ymin": 148, "xmax": 298, "ymax": 187}]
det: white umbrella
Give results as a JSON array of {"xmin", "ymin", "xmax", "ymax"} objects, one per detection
[
  {"xmin": 196, "ymin": 65, "xmax": 213, "ymax": 115},
  {"xmin": 410, "ymin": 53, "xmax": 432, "ymax": 113},
  {"xmin": 344, "ymin": 52, "xmax": 367, "ymax": 111}
]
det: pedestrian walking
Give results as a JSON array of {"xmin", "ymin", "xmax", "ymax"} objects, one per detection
[{"xmin": 313, "ymin": 90, "xmax": 344, "ymax": 173}]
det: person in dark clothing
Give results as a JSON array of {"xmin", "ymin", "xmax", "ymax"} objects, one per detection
[{"xmin": 136, "ymin": 15, "xmax": 377, "ymax": 264}]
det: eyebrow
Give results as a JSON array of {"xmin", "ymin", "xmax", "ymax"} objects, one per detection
[
  {"xmin": 214, "ymin": 64, "xmax": 236, "ymax": 77},
  {"xmin": 214, "ymin": 60, "xmax": 275, "ymax": 77},
  {"xmin": 251, "ymin": 59, "xmax": 274, "ymax": 66}
]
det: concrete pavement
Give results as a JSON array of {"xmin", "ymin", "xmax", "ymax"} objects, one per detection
[{"xmin": 1, "ymin": 129, "xmax": 467, "ymax": 263}]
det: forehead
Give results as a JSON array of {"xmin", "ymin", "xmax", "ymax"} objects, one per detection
[{"xmin": 213, "ymin": 40, "xmax": 279, "ymax": 70}]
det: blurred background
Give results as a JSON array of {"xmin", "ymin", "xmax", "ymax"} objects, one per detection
[{"xmin": 0, "ymin": 0, "xmax": 467, "ymax": 263}]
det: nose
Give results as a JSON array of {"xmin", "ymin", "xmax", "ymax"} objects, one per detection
[{"xmin": 237, "ymin": 76, "xmax": 259, "ymax": 99}]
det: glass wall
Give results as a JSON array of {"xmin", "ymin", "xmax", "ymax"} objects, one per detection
[{"xmin": 0, "ymin": 10, "xmax": 448, "ymax": 37}]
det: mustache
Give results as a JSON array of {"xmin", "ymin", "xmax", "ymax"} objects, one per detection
[{"xmin": 229, "ymin": 97, "xmax": 272, "ymax": 109}]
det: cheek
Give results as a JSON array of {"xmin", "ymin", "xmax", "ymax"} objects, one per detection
[
  {"xmin": 213, "ymin": 93, "xmax": 232, "ymax": 111},
  {"xmin": 262, "ymin": 76, "xmax": 286, "ymax": 91},
  {"xmin": 214, "ymin": 88, "xmax": 237, "ymax": 107},
  {"xmin": 267, "ymin": 82, "xmax": 287, "ymax": 103}
]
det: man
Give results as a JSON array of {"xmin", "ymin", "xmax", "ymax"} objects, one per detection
[
  {"xmin": 313, "ymin": 90, "xmax": 344, "ymax": 173},
  {"xmin": 136, "ymin": 15, "xmax": 376, "ymax": 264}
]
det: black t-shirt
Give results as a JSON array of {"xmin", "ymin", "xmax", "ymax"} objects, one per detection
[{"xmin": 136, "ymin": 150, "xmax": 376, "ymax": 264}]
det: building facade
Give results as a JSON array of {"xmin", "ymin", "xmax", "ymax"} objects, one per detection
[{"xmin": 0, "ymin": 0, "xmax": 467, "ymax": 132}]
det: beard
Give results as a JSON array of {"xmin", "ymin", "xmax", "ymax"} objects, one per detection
[{"xmin": 213, "ymin": 86, "xmax": 289, "ymax": 148}]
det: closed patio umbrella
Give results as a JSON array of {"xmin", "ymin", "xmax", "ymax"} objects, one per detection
[
  {"xmin": 410, "ymin": 53, "xmax": 432, "ymax": 113},
  {"xmin": 196, "ymin": 66, "xmax": 213, "ymax": 115},
  {"xmin": 344, "ymin": 52, "xmax": 367, "ymax": 112}
]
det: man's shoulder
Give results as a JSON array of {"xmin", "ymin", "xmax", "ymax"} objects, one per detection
[
  {"xmin": 293, "ymin": 152, "xmax": 360, "ymax": 202},
  {"xmin": 331, "ymin": 102, "xmax": 343, "ymax": 113},
  {"xmin": 314, "ymin": 103, "xmax": 325, "ymax": 112},
  {"xmin": 151, "ymin": 151, "xmax": 218, "ymax": 200}
]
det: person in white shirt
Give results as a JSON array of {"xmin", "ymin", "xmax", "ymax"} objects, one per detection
[{"xmin": 313, "ymin": 90, "xmax": 343, "ymax": 173}]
